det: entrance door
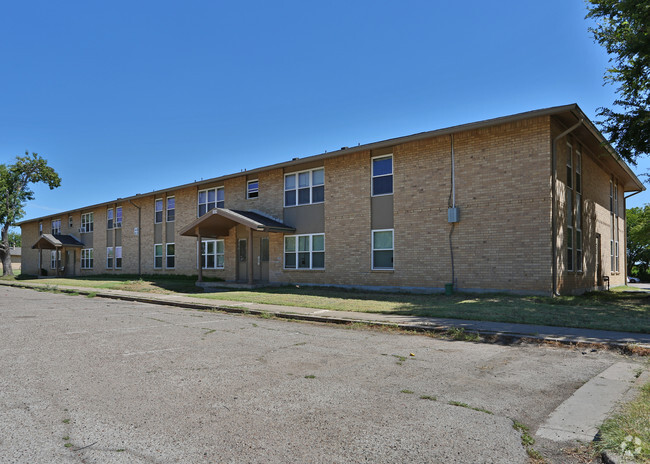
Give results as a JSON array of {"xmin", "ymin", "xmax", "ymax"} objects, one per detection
[
  {"xmin": 596, "ymin": 234, "xmax": 602, "ymax": 286},
  {"xmin": 259, "ymin": 237, "xmax": 269, "ymax": 282},
  {"xmin": 237, "ymin": 239, "xmax": 247, "ymax": 282}
]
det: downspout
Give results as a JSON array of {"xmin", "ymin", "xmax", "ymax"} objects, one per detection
[
  {"xmin": 128, "ymin": 199, "xmax": 142, "ymax": 276},
  {"xmin": 624, "ymin": 190, "xmax": 642, "ymax": 282},
  {"xmin": 448, "ymin": 134, "xmax": 456, "ymax": 288},
  {"xmin": 551, "ymin": 118, "xmax": 584, "ymax": 296}
]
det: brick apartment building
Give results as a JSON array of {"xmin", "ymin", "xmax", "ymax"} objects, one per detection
[{"xmin": 19, "ymin": 104, "xmax": 644, "ymax": 295}]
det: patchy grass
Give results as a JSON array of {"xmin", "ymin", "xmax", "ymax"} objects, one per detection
[
  {"xmin": 400, "ymin": 389, "xmax": 414, "ymax": 394},
  {"xmin": 596, "ymin": 382, "xmax": 650, "ymax": 462},
  {"xmin": 9, "ymin": 276, "xmax": 650, "ymax": 333},
  {"xmin": 304, "ymin": 375, "xmax": 316, "ymax": 379}
]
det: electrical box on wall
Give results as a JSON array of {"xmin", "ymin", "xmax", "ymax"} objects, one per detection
[{"xmin": 448, "ymin": 207, "xmax": 460, "ymax": 223}]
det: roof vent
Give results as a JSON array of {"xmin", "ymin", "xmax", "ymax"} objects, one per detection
[{"xmin": 341, "ymin": 146, "xmax": 348, "ymax": 150}]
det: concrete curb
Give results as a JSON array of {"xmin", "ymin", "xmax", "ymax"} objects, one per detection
[{"xmin": 2, "ymin": 280, "xmax": 649, "ymax": 353}]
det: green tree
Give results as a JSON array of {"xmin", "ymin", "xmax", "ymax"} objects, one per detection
[
  {"xmin": 8, "ymin": 231, "xmax": 20, "ymax": 248},
  {"xmin": 586, "ymin": 0, "xmax": 650, "ymax": 164},
  {"xmin": 626, "ymin": 205, "xmax": 650, "ymax": 277},
  {"xmin": 0, "ymin": 153, "xmax": 61, "ymax": 276}
]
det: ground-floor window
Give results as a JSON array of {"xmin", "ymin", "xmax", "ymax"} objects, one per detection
[
  {"xmin": 372, "ymin": 229, "xmax": 394, "ymax": 270},
  {"xmin": 106, "ymin": 247, "xmax": 114, "ymax": 269},
  {"xmin": 166, "ymin": 243, "xmax": 175, "ymax": 269},
  {"xmin": 81, "ymin": 249, "xmax": 93, "ymax": 269},
  {"xmin": 154, "ymin": 244, "xmax": 163, "ymax": 269},
  {"xmin": 115, "ymin": 246, "xmax": 122, "ymax": 269},
  {"xmin": 284, "ymin": 234, "xmax": 324, "ymax": 269},
  {"xmin": 51, "ymin": 250, "xmax": 61, "ymax": 269},
  {"xmin": 201, "ymin": 239, "xmax": 224, "ymax": 269}
]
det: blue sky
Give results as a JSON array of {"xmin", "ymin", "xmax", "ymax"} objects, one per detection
[{"xmin": 2, "ymin": 0, "xmax": 648, "ymax": 225}]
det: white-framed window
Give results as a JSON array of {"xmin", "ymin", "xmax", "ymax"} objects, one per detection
[
  {"xmin": 68, "ymin": 216, "xmax": 73, "ymax": 228},
  {"xmin": 372, "ymin": 155, "xmax": 393, "ymax": 196},
  {"xmin": 247, "ymin": 180, "xmax": 259, "ymax": 199},
  {"xmin": 166, "ymin": 197, "xmax": 175, "ymax": 222},
  {"xmin": 614, "ymin": 180, "xmax": 618, "ymax": 216},
  {"xmin": 51, "ymin": 219, "xmax": 61, "ymax": 235},
  {"xmin": 566, "ymin": 144, "xmax": 574, "ymax": 272},
  {"xmin": 284, "ymin": 234, "xmax": 325, "ymax": 269},
  {"xmin": 115, "ymin": 207, "xmax": 122, "ymax": 228},
  {"xmin": 155, "ymin": 199, "xmax": 163, "ymax": 224},
  {"xmin": 115, "ymin": 246, "xmax": 122, "ymax": 269},
  {"xmin": 615, "ymin": 220, "xmax": 620, "ymax": 273},
  {"xmin": 154, "ymin": 244, "xmax": 163, "ymax": 269},
  {"xmin": 200, "ymin": 239, "xmax": 225, "ymax": 269},
  {"xmin": 81, "ymin": 213, "xmax": 94, "ymax": 233},
  {"xmin": 50, "ymin": 250, "xmax": 61, "ymax": 269},
  {"xmin": 81, "ymin": 249, "xmax": 93, "ymax": 269},
  {"xmin": 372, "ymin": 229, "xmax": 394, "ymax": 270},
  {"xmin": 609, "ymin": 180, "xmax": 614, "ymax": 213},
  {"xmin": 198, "ymin": 187, "xmax": 225, "ymax": 217},
  {"xmin": 38, "ymin": 222, "xmax": 42, "ymax": 236},
  {"xmin": 284, "ymin": 168, "xmax": 324, "ymax": 207},
  {"xmin": 611, "ymin": 220, "xmax": 615, "ymax": 273},
  {"xmin": 107, "ymin": 208, "xmax": 114, "ymax": 229},
  {"xmin": 166, "ymin": 243, "xmax": 175, "ymax": 269},
  {"xmin": 106, "ymin": 247, "xmax": 114, "ymax": 268}
]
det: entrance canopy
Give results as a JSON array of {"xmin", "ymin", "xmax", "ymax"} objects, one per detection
[
  {"xmin": 180, "ymin": 208, "xmax": 295, "ymax": 238},
  {"xmin": 32, "ymin": 234, "xmax": 85, "ymax": 250}
]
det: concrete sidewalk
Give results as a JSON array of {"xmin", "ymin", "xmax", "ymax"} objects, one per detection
[{"xmin": 2, "ymin": 280, "xmax": 649, "ymax": 350}]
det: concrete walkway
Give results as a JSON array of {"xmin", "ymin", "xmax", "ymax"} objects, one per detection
[{"xmin": 2, "ymin": 280, "xmax": 649, "ymax": 350}]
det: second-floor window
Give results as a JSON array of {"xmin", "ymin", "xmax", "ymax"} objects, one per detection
[
  {"xmin": 198, "ymin": 187, "xmax": 224, "ymax": 216},
  {"xmin": 107, "ymin": 209, "xmax": 114, "ymax": 229},
  {"xmin": 284, "ymin": 168, "xmax": 324, "ymax": 207},
  {"xmin": 372, "ymin": 155, "xmax": 393, "ymax": 196},
  {"xmin": 116, "ymin": 207, "xmax": 122, "ymax": 228},
  {"xmin": 155, "ymin": 199, "xmax": 163, "ymax": 223},
  {"xmin": 81, "ymin": 213, "xmax": 94, "ymax": 233},
  {"xmin": 167, "ymin": 197, "xmax": 175, "ymax": 222},
  {"xmin": 247, "ymin": 180, "xmax": 259, "ymax": 199},
  {"xmin": 51, "ymin": 219, "xmax": 61, "ymax": 235}
]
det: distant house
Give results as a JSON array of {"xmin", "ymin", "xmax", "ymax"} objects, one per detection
[
  {"xmin": 17, "ymin": 104, "xmax": 644, "ymax": 295},
  {"xmin": 10, "ymin": 247, "xmax": 21, "ymax": 272}
]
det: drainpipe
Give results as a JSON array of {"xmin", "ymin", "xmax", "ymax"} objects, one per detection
[
  {"xmin": 624, "ymin": 190, "xmax": 642, "ymax": 282},
  {"xmin": 551, "ymin": 118, "xmax": 584, "ymax": 296},
  {"xmin": 128, "ymin": 199, "xmax": 142, "ymax": 276},
  {"xmin": 449, "ymin": 134, "xmax": 456, "ymax": 289}
]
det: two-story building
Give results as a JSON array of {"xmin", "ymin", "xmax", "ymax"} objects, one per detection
[{"xmin": 19, "ymin": 104, "xmax": 644, "ymax": 295}]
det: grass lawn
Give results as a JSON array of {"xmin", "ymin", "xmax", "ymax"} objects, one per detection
[
  {"xmin": 597, "ymin": 381, "xmax": 650, "ymax": 462},
  {"xmin": 4, "ymin": 274, "xmax": 650, "ymax": 333}
]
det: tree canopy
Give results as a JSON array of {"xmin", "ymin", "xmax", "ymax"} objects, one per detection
[
  {"xmin": 627, "ymin": 205, "xmax": 650, "ymax": 277},
  {"xmin": 0, "ymin": 152, "xmax": 61, "ymax": 276},
  {"xmin": 586, "ymin": 0, "xmax": 650, "ymax": 164}
]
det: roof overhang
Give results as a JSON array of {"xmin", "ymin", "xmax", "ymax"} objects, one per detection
[
  {"xmin": 179, "ymin": 209, "xmax": 295, "ymax": 238},
  {"xmin": 31, "ymin": 234, "xmax": 85, "ymax": 250}
]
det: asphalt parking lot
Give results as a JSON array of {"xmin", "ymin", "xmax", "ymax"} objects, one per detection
[{"xmin": 0, "ymin": 286, "xmax": 639, "ymax": 463}]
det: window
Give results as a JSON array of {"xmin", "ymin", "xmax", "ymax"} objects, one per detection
[
  {"xmin": 155, "ymin": 199, "xmax": 163, "ymax": 224},
  {"xmin": 372, "ymin": 229, "xmax": 394, "ymax": 270},
  {"xmin": 239, "ymin": 239, "xmax": 247, "ymax": 262},
  {"xmin": 51, "ymin": 219, "xmax": 61, "ymax": 235},
  {"xmin": 284, "ymin": 234, "xmax": 325, "ymax": 269},
  {"xmin": 38, "ymin": 222, "xmax": 42, "ymax": 236},
  {"xmin": 372, "ymin": 155, "xmax": 393, "ymax": 196},
  {"xmin": 166, "ymin": 243, "xmax": 175, "ymax": 269},
  {"xmin": 576, "ymin": 149, "xmax": 582, "ymax": 272},
  {"xmin": 81, "ymin": 249, "xmax": 93, "ymax": 269},
  {"xmin": 198, "ymin": 187, "xmax": 224, "ymax": 216},
  {"xmin": 68, "ymin": 216, "xmax": 73, "ymax": 228},
  {"xmin": 166, "ymin": 197, "xmax": 175, "ymax": 222},
  {"xmin": 247, "ymin": 180, "xmax": 259, "ymax": 199},
  {"xmin": 115, "ymin": 207, "xmax": 122, "ymax": 228},
  {"xmin": 81, "ymin": 213, "xmax": 93, "ymax": 233},
  {"xmin": 50, "ymin": 250, "xmax": 61, "ymax": 269},
  {"xmin": 614, "ymin": 181, "xmax": 618, "ymax": 216},
  {"xmin": 106, "ymin": 247, "xmax": 114, "ymax": 268},
  {"xmin": 566, "ymin": 145, "xmax": 574, "ymax": 272},
  {"xmin": 200, "ymin": 239, "xmax": 224, "ymax": 269},
  {"xmin": 615, "ymin": 220, "xmax": 620, "ymax": 273},
  {"xmin": 154, "ymin": 244, "xmax": 163, "ymax": 269},
  {"xmin": 284, "ymin": 168, "xmax": 324, "ymax": 207},
  {"xmin": 610, "ymin": 180, "xmax": 614, "ymax": 213},
  {"xmin": 115, "ymin": 246, "xmax": 122, "ymax": 269},
  {"xmin": 107, "ymin": 208, "xmax": 114, "ymax": 229}
]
